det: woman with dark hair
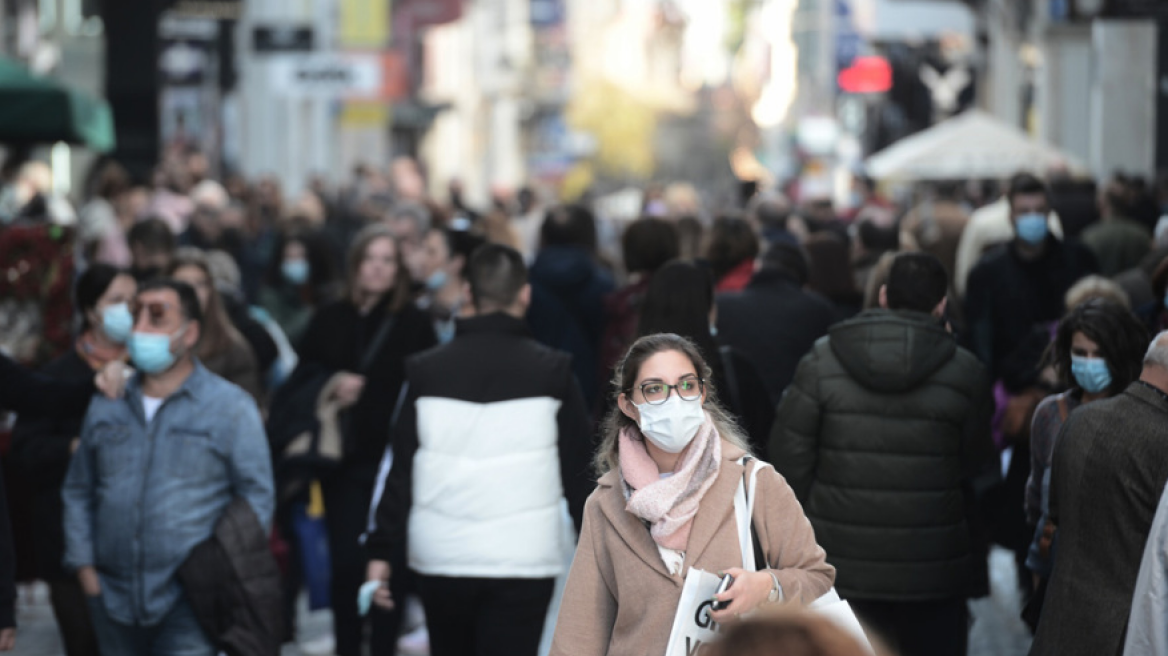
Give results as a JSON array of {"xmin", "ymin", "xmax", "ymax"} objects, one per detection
[
  {"xmin": 416, "ymin": 226, "xmax": 487, "ymax": 343},
  {"xmin": 168, "ymin": 248, "xmax": 263, "ymax": 401},
  {"xmin": 600, "ymin": 218, "xmax": 680, "ymax": 377},
  {"xmin": 804, "ymin": 233, "xmax": 863, "ymax": 321},
  {"xmin": 259, "ymin": 230, "xmax": 340, "ymax": 345},
  {"xmin": 1023, "ymin": 299, "xmax": 1149, "ymax": 622},
  {"xmin": 706, "ymin": 216, "xmax": 760, "ymax": 292},
  {"xmin": 10, "ymin": 264, "xmax": 136, "ymax": 656},
  {"xmin": 550, "ymin": 334, "xmax": 833, "ymax": 656},
  {"xmin": 636, "ymin": 260, "xmax": 774, "ymax": 455},
  {"xmin": 287, "ymin": 224, "xmax": 437, "ymax": 656}
]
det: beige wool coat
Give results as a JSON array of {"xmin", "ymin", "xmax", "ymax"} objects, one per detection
[{"xmin": 550, "ymin": 442, "xmax": 835, "ymax": 656}]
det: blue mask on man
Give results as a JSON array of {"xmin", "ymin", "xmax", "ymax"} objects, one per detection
[
  {"xmin": 128, "ymin": 327, "xmax": 185, "ymax": 375},
  {"xmin": 282, "ymin": 259, "xmax": 310, "ymax": 285},
  {"xmin": 1071, "ymin": 355, "xmax": 1111, "ymax": 394},
  {"xmin": 1014, "ymin": 213, "xmax": 1048, "ymax": 245},
  {"xmin": 102, "ymin": 303, "xmax": 134, "ymax": 344}
]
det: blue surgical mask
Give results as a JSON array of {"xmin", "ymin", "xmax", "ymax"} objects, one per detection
[
  {"xmin": 1071, "ymin": 355, "xmax": 1111, "ymax": 394},
  {"xmin": 425, "ymin": 270, "xmax": 448, "ymax": 292},
  {"xmin": 102, "ymin": 303, "xmax": 133, "ymax": 344},
  {"xmin": 1015, "ymin": 213, "xmax": 1048, "ymax": 245},
  {"xmin": 282, "ymin": 259, "xmax": 310, "ymax": 285},
  {"xmin": 128, "ymin": 327, "xmax": 185, "ymax": 375}
]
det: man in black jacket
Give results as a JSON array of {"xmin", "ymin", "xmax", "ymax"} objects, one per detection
[
  {"xmin": 771, "ymin": 253, "xmax": 996, "ymax": 656},
  {"xmin": 365, "ymin": 243, "xmax": 592, "ymax": 656},
  {"xmin": 717, "ymin": 243, "xmax": 836, "ymax": 404}
]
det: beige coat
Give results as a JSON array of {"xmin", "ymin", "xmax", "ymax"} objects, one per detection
[{"xmin": 550, "ymin": 442, "xmax": 835, "ymax": 656}]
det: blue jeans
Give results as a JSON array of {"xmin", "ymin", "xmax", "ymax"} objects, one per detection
[{"xmin": 86, "ymin": 594, "xmax": 214, "ymax": 656}]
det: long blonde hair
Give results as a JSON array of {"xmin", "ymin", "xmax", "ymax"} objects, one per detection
[{"xmin": 596, "ymin": 333, "xmax": 752, "ymax": 475}]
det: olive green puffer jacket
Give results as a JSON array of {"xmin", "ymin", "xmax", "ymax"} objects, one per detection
[{"xmin": 770, "ymin": 309, "xmax": 996, "ymax": 602}]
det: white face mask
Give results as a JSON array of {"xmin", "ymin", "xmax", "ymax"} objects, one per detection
[{"xmin": 634, "ymin": 394, "xmax": 706, "ymax": 453}]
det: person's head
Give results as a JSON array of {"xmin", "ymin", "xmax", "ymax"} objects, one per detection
[
  {"xmin": 1144, "ymin": 331, "xmax": 1168, "ymax": 379},
  {"xmin": 517, "ymin": 186, "xmax": 536, "ymax": 214},
  {"xmin": 75, "ymin": 264, "xmax": 138, "ymax": 344},
  {"xmin": 706, "ymin": 216, "xmax": 760, "ymax": 281},
  {"xmin": 804, "ymin": 232, "xmax": 858, "ymax": 304},
  {"xmin": 420, "ymin": 227, "xmax": 487, "ymax": 293},
  {"xmin": 622, "ymin": 218, "xmax": 680, "ymax": 277},
  {"xmin": 1049, "ymin": 299, "xmax": 1148, "ymax": 396},
  {"xmin": 271, "ymin": 231, "xmax": 336, "ymax": 291},
  {"xmin": 167, "ymin": 248, "xmax": 244, "ymax": 358},
  {"xmin": 598, "ymin": 333, "xmax": 750, "ymax": 474},
  {"xmin": 1152, "ymin": 257, "xmax": 1168, "ymax": 308},
  {"xmin": 88, "ymin": 159, "xmax": 131, "ymax": 202},
  {"xmin": 540, "ymin": 204, "xmax": 598, "ymax": 254},
  {"xmin": 636, "ymin": 261, "xmax": 717, "ymax": 354},
  {"xmin": 1065, "ymin": 275, "xmax": 1131, "ymax": 310},
  {"xmin": 1007, "ymin": 172, "xmax": 1051, "ymax": 247},
  {"xmin": 1099, "ymin": 181, "xmax": 1130, "ymax": 220},
  {"xmin": 675, "ymin": 216, "xmax": 704, "ymax": 260},
  {"xmin": 128, "ymin": 279, "xmax": 203, "ymax": 375},
  {"xmin": 346, "ymin": 224, "xmax": 413, "ymax": 312},
  {"xmin": 465, "ymin": 243, "xmax": 531, "ymax": 316},
  {"xmin": 389, "ymin": 202, "xmax": 431, "ymax": 280},
  {"xmin": 704, "ymin": 610, "xmax": 874, "ymax": 656},
  {"xmin": 127, "ymin": 217, "xmax": 177, "ymax": 281},
  {"xmin": 758, "ymin": 242, "xmax": 809, "ymax": 286},
  {"xmin": 879, "ymin": 252, "xmax": 948, "ymax": 317}
]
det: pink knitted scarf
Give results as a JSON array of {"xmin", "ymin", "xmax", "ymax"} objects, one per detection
[{"xmin": 619, "ymin": 418, "xmax": 721, "ymax": 551}]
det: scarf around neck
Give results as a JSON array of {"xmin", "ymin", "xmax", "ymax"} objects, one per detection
[{"xmin": 619, "ymin": 417, "xmax": 722, "ymax": 551}]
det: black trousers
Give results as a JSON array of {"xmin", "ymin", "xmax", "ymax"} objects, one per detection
[
  {"xmin": 320, "ymin": 468, "xmax": 409, "ymax": 656},
  {"xmin": 48, "ymin": 577, "xmax": 99, "ymax": 656},
  {"xmin": 850, "ymin": 597, "xmax": 969, "ymax": 656},
  {"xmin": 417, "ymin": 575, "xmax": 554, "ymax": 656}
]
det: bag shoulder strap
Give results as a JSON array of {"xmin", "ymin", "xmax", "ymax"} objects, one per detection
[
  {"xmin": 358, "ymin": 314, "xmax": 397, "ymax": 373},
  {"xmin": 736, "ymin": 456, "xmax": 771, "ymax": 570}
]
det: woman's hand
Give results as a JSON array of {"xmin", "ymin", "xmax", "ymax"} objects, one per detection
[
  {"xmin": 708, "ymin": 568, "xmax": 775, "ymax": 624},
  {"xmin": 365, "ymin": 559, "xmax": 395, "ymax": 610},
  {"xmin": 333, "ymin": 373, "xmax": 366, "ymax": 409}
]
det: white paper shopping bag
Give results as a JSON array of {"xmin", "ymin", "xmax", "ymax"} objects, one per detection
[
  {"xmin": 664, "ymin": 568, "xmax": 726, "ymax": 656},
  {"xmin": 809, "ymin": 589, "xmax": 875, "ymax": 654}
]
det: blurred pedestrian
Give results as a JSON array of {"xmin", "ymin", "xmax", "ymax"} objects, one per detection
[
  {"xmin": 282, "ymin": 225, "xmax": 437, "ymax": 656},
  {"xmin": 953, "ymin": 186, "xmax": 1065, "ymax": 298},
  {"xmin": 127, "ymin": 217, "xmax": 177, "ymax": 283},
  {"xmin": 600, "ymin": 217, "xmax": 680, "ymax": 379},
  {"xmin": 803, "ymin": 232, "xmax": 863, "ymax": 322},
  {"xmin": 62, "ymin": 279, "xmax": 274, "ymax": 656},
  {"xmin": 366, "ymin": 244, "xmax": 593, "ymax": 656},
  {"xmin": 1081, "ymin": 182, "xmax": 1151, "ymax": 277},
  {"xmin": 1064, "ymin": 274, "xmax": 1131, "ymax": 310},
  {"xmin": 1030, "ymin": 331, "xmax": 1168, "ymax": 656},
  {"xmin": 259, "ymin": 231, "xmax": 340, "ymax": 346},
  {"xmin": 550, "ymin": 333, "xmax": 834, "ymax": 656},
  {"xmin": 10, "ymin": 264, "xmax": 136, "ymax": 656},
  {"xmin": 168, "ymin": 248, "xmax": 263, "ymax": 402},
  {"xmin": 1124, "ymin": 482, "xmax": 1168, "ymax": 656},
  {"xmin": 528, "ymin": 204, "xmax": 615, "ymax": 408},
  {"xmin": 1022, "ymin": 300, "xmax": 1148, "ymax": 626},
  {"xmin": 965, "ymin": 172, "xmax": 1098, "ymax": 380},
  {"xmin": 387, "ymin": 202, "xmax": 431, "ymax": 283},
  {"xmin": 900, "ymin": 181, "xmax": 969, "ymax": 280},
  {"xmin": 77, "ymin": 159, "xmax": 133, "ymax": 268},
  {"xmin": 415, "ymin": 226, "xmax": 486, "ymax": 343},
  {"xmin": 771, "ymin": 252, "xmax": 997, "ymax": 656},
  {"xmin": 636, "ymin": 260, "xmax": 774, "ymax": 455},
  {"xmin": 706, "ymin": 216, "xmax": 760, "ymax": 293},
  {"xmin": 717, "ymin": 243, "xmax": 836, "ymax": 404}
]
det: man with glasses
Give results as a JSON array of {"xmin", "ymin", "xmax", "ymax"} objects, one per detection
[
  {"xmin": 62, "ymin": 279, "xmax": 274, "ymax": 656},
  {"xmin": 770, "ymin": 252, "xmax": 996, "ymax": 656},
  {"xmin": 364, "ymin": 243, "xmax": 592, "ymax": 656}
]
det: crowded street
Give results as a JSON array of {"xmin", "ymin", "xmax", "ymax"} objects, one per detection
[{"xmin": 3, "ymin": 1, "xmax": 1168, "ymax": 656}]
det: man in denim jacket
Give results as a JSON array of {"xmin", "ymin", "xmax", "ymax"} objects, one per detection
[{"xmin": 63, "ymin": 279, "xmax": 274, "ymax": 656}]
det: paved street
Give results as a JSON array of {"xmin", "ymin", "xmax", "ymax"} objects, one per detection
[{"xmin": 13, "ymin": 547, "xmax": 1032, "ymax": 655}]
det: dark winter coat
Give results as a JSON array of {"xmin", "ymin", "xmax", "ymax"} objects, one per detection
[
  {"xmin": 716, "ymin": 268, "xmax": 837, "ymax": 404},
  {"xmin": 179, "ymin": 498, "xmax": 282, "ymax": 656},
  {"xmin": 1030, "ymin": 382, "xmax": 1168, "ymax": 656},
  {"xmin": 770, "ymin": 309, "xmax": 997, "ymax": 602}
]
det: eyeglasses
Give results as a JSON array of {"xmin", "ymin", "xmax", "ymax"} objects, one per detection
[
  {"xmin": 631, "ymin": 376, "xmax": 704, "ymax": 405},
  {"xmin": 130, "ymin": 300, "xmax": 178, "ymax": 328}
]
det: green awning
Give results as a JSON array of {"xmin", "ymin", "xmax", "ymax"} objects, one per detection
[{"xmin": 0, "ymin": 58, "xmax": 115, "ymax": 152}]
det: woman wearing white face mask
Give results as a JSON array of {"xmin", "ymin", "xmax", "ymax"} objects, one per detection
[{"xmin": 550, "ymin": 333, "xmax": 834, "ymax": 656}]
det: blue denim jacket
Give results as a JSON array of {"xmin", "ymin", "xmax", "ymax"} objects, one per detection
[{"xmin": 62, "ymin": 360, "xmax": 274, "ymax": 626}]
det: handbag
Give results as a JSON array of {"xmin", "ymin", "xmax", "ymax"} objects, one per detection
[{"xmin": 663, "ymin": 458, "xmax": 873, "ymax": 656}]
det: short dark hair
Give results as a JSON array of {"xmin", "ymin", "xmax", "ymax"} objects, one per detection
[
  {"xmin": 622, "ymin": 218, "xmax": 680, "ymax": 275},
  {"xmin": 540, "ymin": 204, "xmax": 598, "ymax": 252},
  {"xmin": 436, "ymin": 227, "xmax": 488, "ymax": 267},
  {"xmin": 467, "ymin": 243, "xmax": 528, "ymax": 311},
  {"xmin": 138, "ymin": 278, "xmax": 204, "ymax": 327},
  {"xmin": 127, "ymin": 218, "xmax": 177, "ymax": 254},
  {"xmin": 758, "ymin": 243, "xmax": 809, "ymax": 286},
  {"xmin": 1006, "ymin": 172, "xmax": 1049, "ymax": 210},
  {"xmin": 706, "ymin": 216, "xmax": 760, "ymax": 281},
  {"xmin": 75, "ymin": 264, "xmax": 124, "ymax": 331},
  {"xmin": 886, "ymin": 252, "xmax": 947, "ymax": 312}
]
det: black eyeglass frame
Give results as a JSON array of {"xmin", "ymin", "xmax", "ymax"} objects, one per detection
[{"xmin": 627, "ymin": 376, "xmax": 705, "ymax": 406}]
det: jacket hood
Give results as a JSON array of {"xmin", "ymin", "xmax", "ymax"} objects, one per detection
[{"xmin": 828, "ymin": 309, "xmax": 956, "ymax": 393}]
